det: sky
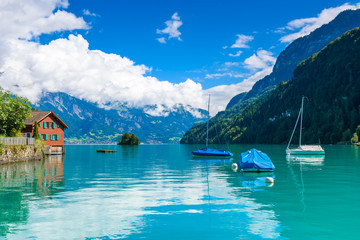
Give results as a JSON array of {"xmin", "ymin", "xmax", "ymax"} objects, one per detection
[{"xmin": 1, "ymin": 0, "xmax": 360, "ymax": 116}]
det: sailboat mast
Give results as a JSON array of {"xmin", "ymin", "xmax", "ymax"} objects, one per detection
[
  {"xmin": 299, "ymin": 96, "xmax": 304, "ymax": 147},
  {"xmin": 206, "ymin": 94, "xmax": 210, "ymax": 147}
]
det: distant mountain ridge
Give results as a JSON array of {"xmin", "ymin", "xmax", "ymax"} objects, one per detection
[
  {"xmin": 227, "ymin": 9, "xmax": 360, "ymax": 109},
  {"xmin": 181, "ymin": 27, "xmax": 360, "ymax": 144},
  {"xmin": 35, "ymin": 92, "xmax": 206, "ymax": 144}
]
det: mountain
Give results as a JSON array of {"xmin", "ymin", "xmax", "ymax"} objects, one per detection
[
  {"xmin": 35, "ymin": 92, "xmax": 206, "ymax": 144},
  {"xmin": 227, "ymin": 9, "xmax": 360, "ymax": 110},
  {"xmin": 181, "ymin": 27, "xmax": 360, "ymax": 144}
]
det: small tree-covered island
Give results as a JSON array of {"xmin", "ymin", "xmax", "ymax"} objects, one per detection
[{"xmin": 118, "ymin": 133, "xmax": 140, "ymax": 145}]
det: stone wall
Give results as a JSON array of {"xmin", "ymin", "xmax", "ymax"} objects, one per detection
[{"xmin": 0, "ymin": 145, "xmax": 43, "ymax": 164}]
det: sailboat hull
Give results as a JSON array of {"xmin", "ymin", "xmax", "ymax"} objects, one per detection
[
  {"xmin": 192, "ymin": 148, "xmax": 233, "ymax": 157},
  {"xmin": 286, "ymin": 148, "xmax": 325, "ymax": 155}
]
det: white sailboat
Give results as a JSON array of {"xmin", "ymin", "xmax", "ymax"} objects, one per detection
[{"xmin": 286, "ymin": 96, "xmax": 325, "ymax": 155}]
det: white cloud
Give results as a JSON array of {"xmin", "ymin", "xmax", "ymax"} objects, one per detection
[
  {"xmin": 205, "ymin": 73, "xmax": 228, "ymax": 79},
  {"xmin": 203, "ymin": 49, "xmax": 276, "ymax": 114},
  {"xmin": 280, "ymin": 3, "xmax": 360, "ymax": 43},
  {"xmin": 157, "ymin": 37, "xmax": 167, "ymax": 43},
  {"xmin": 244, "ymin": 50, "xmax": 276, "ymax": 71},
  {"xmin": 205, "ymin": 66, "xmax": 273, "ymax": 114},
  {"xmin": 0, "ymin": 0, "xmax": 268, "ymax": 117},
  {"xmin": 0, "ymin": 35, "xmax": 209, "ymax": 114},
  {"xmin": 0, "ymin": 0, "xmax": 88, "ymax": 41},
  {"xmin": 156, "ymin": 12, "xmax": 183, "ymax": 43},
  {"xmin": 83, "ymin": 9, "xmax": 99, "ymax": 17},
  {"xmin": 0, "ymin": 0, "xmax": 88, "ymax": 66},
  {"xmin": 229, "ymin": 51, "xmax": 242, "ymax": 57},
  {"xmin": 231, "ymin": 34, "xmax": 254, "ymax": 48}
]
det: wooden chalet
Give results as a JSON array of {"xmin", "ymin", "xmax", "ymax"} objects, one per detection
[{"xmin": 22, "ymin": 111, "xmax": 68, "ymax": 155}]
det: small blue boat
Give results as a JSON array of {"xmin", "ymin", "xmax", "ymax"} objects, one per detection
[
  {"xmin": 192, "ymin": 94, "xmax": 233, "ymax": 158},
  {"xmin": 237, "ymin": 148, "xmax": 275, "ymax": 172},
  {"xmin": 192, "ymin": 147, "xmax": 233, "ymax": 157}
]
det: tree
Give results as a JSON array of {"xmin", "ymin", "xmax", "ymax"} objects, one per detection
[
  {"xmin": 0, "ymin": 87, "xmax": 32, "ymax": 136},
  {"xmin": 119, "ymin": 133, "xmax": 130, "ymax": 145},
  {"xmin": 351, "ymin": 133, "xmax": 358, "ymax": 144},
  {"xmin": 129, "ymin": 133, "xmax": 140, "ymax": 145},
  {"xmin": 33, "ymin": 121, "xmax": 39, "ymax": 139},
  {"xmin": 342, "ymin": 129, "xmax": 352, "ymax": 142},
  {"xmin": 118, "ymin": 132, "xmax": 140, "ymax": 145},
  {"xmin": 356, "ymin": 125, "xmax": 360, "ymax": 138}
]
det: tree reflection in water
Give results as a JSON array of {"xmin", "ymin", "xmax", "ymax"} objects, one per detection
[{"xmin": 0, "ymin": 155, "xmax": 64, "ymax": 236}]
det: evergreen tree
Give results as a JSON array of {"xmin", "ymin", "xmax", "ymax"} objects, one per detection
[{"xmin": 33, "ymin": 121, "xmax": 39, "ymax": 139}]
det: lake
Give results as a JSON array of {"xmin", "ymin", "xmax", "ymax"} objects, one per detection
[{"xmin": 0, "ymin": 144, "xmax": 359, "ymax": 239}]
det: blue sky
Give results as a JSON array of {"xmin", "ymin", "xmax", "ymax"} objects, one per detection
[
  {"xmin": 1, "ymin": 0, "xmax": 359, "ymax": 115},
  {"xmin": 60, "ymin": 0, "xmax": 359, "ymax": 87}
]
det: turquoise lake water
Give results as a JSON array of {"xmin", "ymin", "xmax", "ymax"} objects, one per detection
[{"xmin": 0, "ymin": 144, "xmax": 359, "ymax": 239}]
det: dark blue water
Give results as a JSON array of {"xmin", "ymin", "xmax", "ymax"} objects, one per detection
[{"xmin": 0, "ymin": 144, "xmax": 359, "ymax": 239}]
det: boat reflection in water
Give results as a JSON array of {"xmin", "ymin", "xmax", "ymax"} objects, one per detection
[
  {"xmin": 286, "ymin": 155, "xmax": 325, "ymax": 170},
  {"xmin": 192, "ymin": 157, "xmax": 233, "ymax": 166}
]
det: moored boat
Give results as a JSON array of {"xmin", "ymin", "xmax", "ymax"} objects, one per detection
[
  {"xmin": 192, "ymin": 147, "xmax": 233, "ymax": 157},
  {"xmin": 192, "ymin": 94, "xmax": 233, "ymax": 158},
  {"xmin": 286, "ymin": 96, "xmax": 325, "ymax": 155},
  {"xmin": 236, "ymin": 148, "xmax": 275, "ymax": 172}
]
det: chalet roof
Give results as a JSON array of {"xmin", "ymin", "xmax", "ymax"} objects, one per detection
[{"xmin": 25, "ymin": 111, "xmax": 69, "ymax": 129}]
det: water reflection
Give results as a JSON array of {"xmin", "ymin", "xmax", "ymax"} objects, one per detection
[
  {"xmin": 194, "ymin": 159, "xmax": 280, "ymax": 239},
  {"xmin": 286, "ymin": 155, "xmax": 325, "ymax": 167},
  {"xmin": 238, "ymin": 172, "xmax": 276, "ymax": 190},
  {"xmin": 0, "ymin": 155, "xmax": 64, "ymax": 237}
]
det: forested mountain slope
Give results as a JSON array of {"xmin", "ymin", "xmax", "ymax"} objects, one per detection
[{"xmin": 181, "ymin": 28, "xmax": 360, "ymax": 145}]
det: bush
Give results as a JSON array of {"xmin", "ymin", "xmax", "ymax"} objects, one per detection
[{"xmin": 34, "ymin": 138, "xmax": 45, "ymax": 152}]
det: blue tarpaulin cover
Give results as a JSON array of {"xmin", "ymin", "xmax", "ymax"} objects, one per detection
[
  {"xmin": 237, "ymin": 148, "xmax": 275, "ymax": 171},
  {"xmin": 192, "ymin": 148, "xmax": 233, "ymax": 157}
]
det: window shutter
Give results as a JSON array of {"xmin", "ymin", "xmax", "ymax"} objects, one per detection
[
  {"xmin": 45, "ymin": 134, "xmax": 48, "ymax": 140},
  {"xmin": 51, "ymin": 135, "xmax": 53, "ymax": 140},
  {"xmin": 53, "ymin": 122, "xmax": 55, "ymax": 129},
  {"xmin": 43, "ymin": 122, "xmax": 46, "ymax": 128},
  {"xmin": 39, "ymin": 134, "xmax": 42, "ymax": 137},
  {"xmin": 56, "ymin": 135, "xmax": 59, "ymax": 141},
  {"xmin": 38, "ymin": 123, "xmax": 41, "ymax": 127}
]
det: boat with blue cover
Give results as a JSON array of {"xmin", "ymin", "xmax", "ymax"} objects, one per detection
[{"xmin": 236, "ymin": 148, "xmax": 275, "ymax": 172}]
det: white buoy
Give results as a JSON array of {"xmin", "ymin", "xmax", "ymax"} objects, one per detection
[
  {"xmin": 265, "ymin": 177, "xmax": 274, "ymax": 183},
  {"xmin": 231, "ymin": 163, "xmax": 238, "ymax": 172}
]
